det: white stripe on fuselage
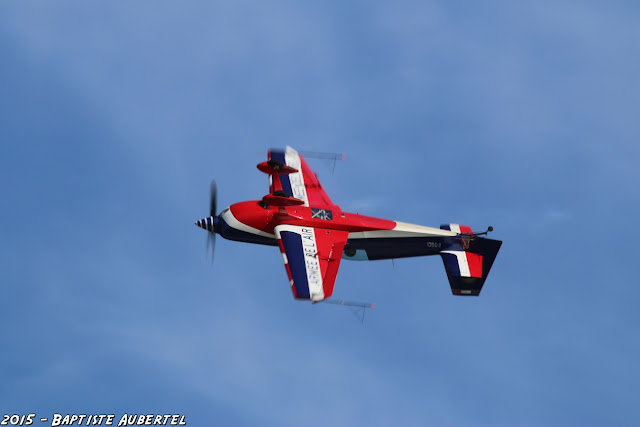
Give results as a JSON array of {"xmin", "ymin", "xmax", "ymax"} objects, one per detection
[
  {"xmin": 222, "ymin": 208, "xmax": 276, "ymax": 239},
  {"xmin": 285, "ymin": 146, "xmax": 308, "ymax": 206},
  {"xmin": 347, "ymin": 221, "xmax": 457, "ymax": 239}
]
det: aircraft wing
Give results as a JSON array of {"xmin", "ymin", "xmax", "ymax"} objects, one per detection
[
  {"xmin": 274, "ymin": 224, "xmax": 349, "ymax": 302},
  {"xmin": 268, "ymin": 146, "xmax": 338, "ymax": 209}
]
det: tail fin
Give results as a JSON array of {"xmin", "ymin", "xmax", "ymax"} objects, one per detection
[{"xmin": 439, "ymin": 224, "xmax": 502, "ymax": 296}]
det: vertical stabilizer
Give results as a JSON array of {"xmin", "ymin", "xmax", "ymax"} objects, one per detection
[{"xmin": 439, "ymin": 224, "xmax": 502, "ymax": 296}]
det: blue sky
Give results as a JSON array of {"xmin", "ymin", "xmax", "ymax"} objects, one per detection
[{"xmin": 1, "ymin": 1, "xmax": 639, "ymax": 425}]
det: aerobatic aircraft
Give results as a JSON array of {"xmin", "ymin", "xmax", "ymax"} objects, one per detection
[{"xmin": 196, "ymin": 147, "xmax": 502, "ymax": 303}]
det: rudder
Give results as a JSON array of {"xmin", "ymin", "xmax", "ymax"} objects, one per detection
[{"xmin": 439, "ymin": 224, "xmax": 502, "ymax": 296}]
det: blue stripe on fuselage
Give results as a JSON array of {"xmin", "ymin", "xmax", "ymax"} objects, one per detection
[{"xmin": 280, "ymin": 231, "xmax": 310, "ymax": 298}]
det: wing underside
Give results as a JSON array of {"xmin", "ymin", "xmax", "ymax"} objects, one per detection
[{"xmin": 275, "ymin": 224, "xmax": 348, "ymax": 302}]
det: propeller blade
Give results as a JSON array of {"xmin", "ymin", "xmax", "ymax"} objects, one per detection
[
  {"xmin": 210, "ymin": 180, "xmax": 217, "ymax": 218},
  {"xmin": 206, "ymin": 230, "xmax": 216, "ymax": 265},
  {"xmin": 195, "ymin": 180, "xmax": 219, "ymax": 264},
  {"xmin": 209, "ymin": 180, "xmax": 218, "ymax": 264}
]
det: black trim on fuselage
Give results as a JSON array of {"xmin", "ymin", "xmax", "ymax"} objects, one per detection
[
  {"xmin": 217, "ymin": 216, "xmax": 279, "ymax": 247},
  {"xmin": 343, "ymin": 236, "xmax": 456, "ymax": 261}
]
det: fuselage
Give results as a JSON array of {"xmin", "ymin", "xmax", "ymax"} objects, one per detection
[{"xmin": 216, "ymin": 200, "xmax": 459, "ymax": 261}]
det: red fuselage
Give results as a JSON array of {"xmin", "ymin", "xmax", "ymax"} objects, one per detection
[{"xmin": 223, "ymin": 200, "xmax": 396, "ymax": 238}]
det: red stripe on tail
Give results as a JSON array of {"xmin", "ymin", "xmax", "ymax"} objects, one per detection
[{"xmin": 466, "ymin": 252, "xmax": 483, "ymax": 278}]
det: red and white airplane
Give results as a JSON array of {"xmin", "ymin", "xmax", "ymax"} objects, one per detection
[{"xmin": 196, "ymin": 147, "xmax": 502, "ymax": 303}]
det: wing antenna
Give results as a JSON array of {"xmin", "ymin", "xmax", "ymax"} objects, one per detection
[
  {"xmin": 319, "ymin": 299, "xmax": 375, "ymax": 323},
  {"xmin": 297, "ymin": 150, "xmax": 345, "ymax": 173}
]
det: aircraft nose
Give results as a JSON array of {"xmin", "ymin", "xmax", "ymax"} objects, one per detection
[{"xmin": 195, "ymin": 216, "xmax": 217, "ymax": 232}]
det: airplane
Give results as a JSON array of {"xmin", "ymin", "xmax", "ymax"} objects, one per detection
[{"xmin": 196, "ymin": 146, "xmax": 502, "ymax": 303}]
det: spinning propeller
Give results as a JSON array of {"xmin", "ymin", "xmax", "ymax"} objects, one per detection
[{"xmin": 195, "ymin": 180, "xmax": 219, "ymax": 263}]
